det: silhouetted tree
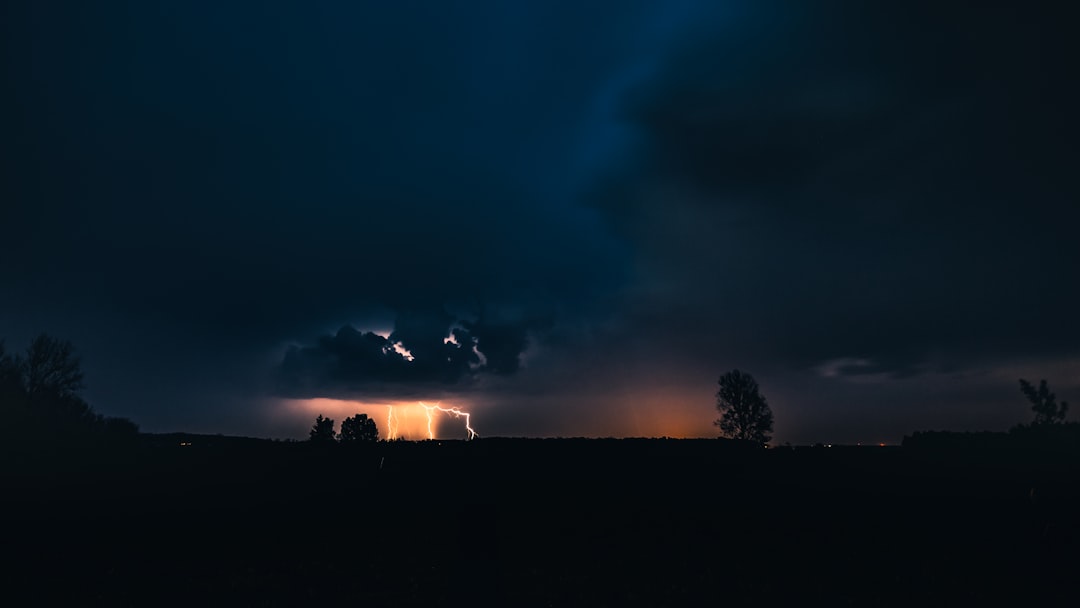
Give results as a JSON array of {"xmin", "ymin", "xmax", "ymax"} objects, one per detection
[
  {"xmin": 714, "ymin": 369, "xmax": 773, "ymax": 444},
  {"xmin": 1020, "ymin": 379, "xmax": 1069, "ymax": 425},
  {"xmin": 1, "ymin": 334, "xmax": 139, "ymax": 444},
  {"xmin": 340, "ymin": 413, "xmax": 378, "ymax": 442},
  {"xmin": 309, "ymin": 414, "xmax": 336, "ymax": 442},
  {"xmin": 21, "ymin": 334, "xmax": 84, "ymax": 400}
]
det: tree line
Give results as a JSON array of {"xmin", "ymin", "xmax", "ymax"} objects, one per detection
[
  {"xmin": 714, "ymin": 368, "xmax": 1073, "ymax": 446},
  {"xmin": 0, "ymin": 333, "xmax": 138, "ymax": 444},
  {"xmin": 309, "ymin": 413, "xmax": 379, "ymax": 443}
]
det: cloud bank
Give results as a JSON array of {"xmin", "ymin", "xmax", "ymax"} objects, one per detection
[{"xmin": 276, "ymin": 308, "xmax": 550, "ymax": 398}]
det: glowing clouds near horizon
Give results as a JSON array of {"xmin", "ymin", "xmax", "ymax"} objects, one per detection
[{"xmin": 283, "ymin": 398, "xmax": 479, "ymax": 440}]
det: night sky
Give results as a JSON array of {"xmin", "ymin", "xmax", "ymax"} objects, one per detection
[{"xmin": 2, "ymin": 1, "xmax": 1077, "ymax": 444}]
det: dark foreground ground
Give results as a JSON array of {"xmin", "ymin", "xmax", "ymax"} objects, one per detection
[{"xmin": 3, "ymin": 436, "xmax": 1078, "ymax": 605}]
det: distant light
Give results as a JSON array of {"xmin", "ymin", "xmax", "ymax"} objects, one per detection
[
  {"xmin": 826, "ymin": 444, "xmax": 832, "ymax": 448},
  {"xmin": 879, "ymin": 443, "xmax": 885, "ymax": 447}
]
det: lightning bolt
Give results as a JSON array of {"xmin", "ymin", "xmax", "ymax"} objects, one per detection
[
  {"xmin": 420, "ymin": 401, "xmax": 479, "ymax": 440},
  {"xmin": 386, "ymin": 405, "xmax": 400, "ymax": 440},
  {"xmin": 382, "ymin": 402, "xmax": 477, "ymax": 440}
]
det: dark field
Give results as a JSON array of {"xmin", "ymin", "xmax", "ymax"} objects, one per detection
[{"xmin": 4, "ymin": 437, "xmax": 1078, "ymax": 605}]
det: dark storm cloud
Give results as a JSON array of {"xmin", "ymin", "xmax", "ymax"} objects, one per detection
[
  {"xmin": 463, "ymin": 315, "xmax": 534, "ymax": 376},
  {"xmin": 276, "ymin": 307, "xmax": 550, "ymax": 398},
  {"xmin": 277, "ymin": 324, "xmax": 475, "ymax": 396},
  {"xmin": 590, "ymin": 0, "xmax": 1080, "ymax": 379}
]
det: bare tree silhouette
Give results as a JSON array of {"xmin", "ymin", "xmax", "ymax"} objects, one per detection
[
  {"xmin": 1, "ymin": 334, "xmax": 138, "ymax": 443},
  {"xmin": 21, "ymin": 334, "xmax": 84, "ymax": 400}
]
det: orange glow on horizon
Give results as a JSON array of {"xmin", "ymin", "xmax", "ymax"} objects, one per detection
[
  {"xmin": 279, "ymin": 389, "xmax": 726, "ymax": 441},
  {"xmin": 586, "ymin": 393, "xmax": 718, "ymax": 439}
]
